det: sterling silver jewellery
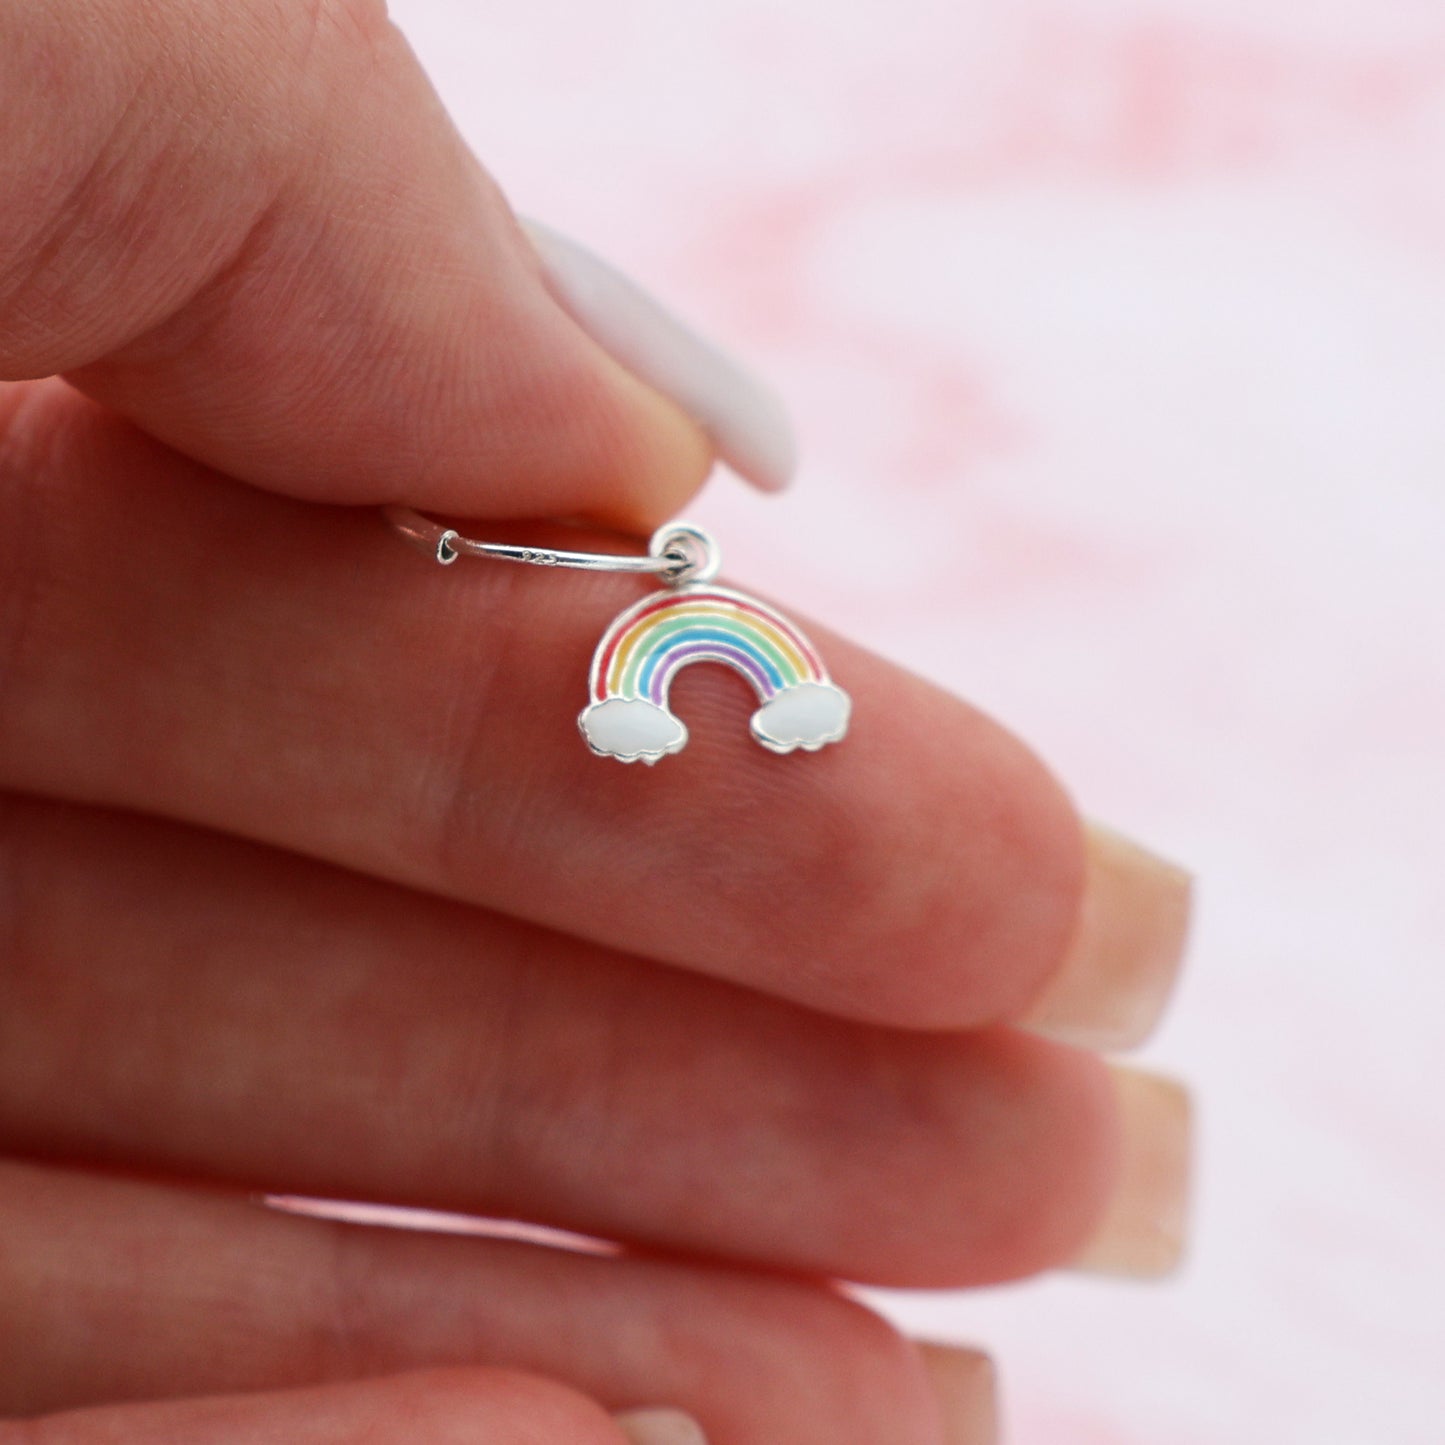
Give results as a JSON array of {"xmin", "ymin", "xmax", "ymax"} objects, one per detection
[{"xmin": 385, "ymin": 506, "xmax": 851, "ymax": 764}]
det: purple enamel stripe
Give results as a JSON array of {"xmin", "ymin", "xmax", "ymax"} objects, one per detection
[{"xmin": 648, "ymin": 643, "xmax": 777, "ymax": 703}]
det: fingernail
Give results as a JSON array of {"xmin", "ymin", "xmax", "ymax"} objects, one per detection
[
  {"xmin": 521, "ymin": 217, "xmax": 797, "ymax": 493},
  {"xmin": 613, "ymin": 1406, "xmax": 710, "ymax": 1445},
  {"xmin": 916, "ymin": 1343, "xmax": 999, "ymax": 1445},
  {"xmin": 1022, "ymin": 820, "xmax": 1193, "ymax": 1052},
  {"xmin": 1072, "ymin": 1066, "xmax": 1192, "ymax": 1278}
]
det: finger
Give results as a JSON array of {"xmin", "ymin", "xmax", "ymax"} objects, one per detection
[
  {"xmin": 0, "ymin": 388, "xmax": 1191, "ymax": 1039},
  {"xmin": 0, "ymin": 1158, "xmax": 955, "ymax": 1445},
  {"xmin": 1, "ymin": 1364, "xmax": 653, "ymax": 1445},
  {"xmin": 0, "ymin": 0, "xmax": 791, "ymax": 519},
  {"xmin": 0, "ymin": 794, "xmax": 1164, "ymax": 1288}
]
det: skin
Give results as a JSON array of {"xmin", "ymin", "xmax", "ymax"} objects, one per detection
[{"xmin": 0, "ymin": 1, "xmax": 1122, "ymax": 1440}]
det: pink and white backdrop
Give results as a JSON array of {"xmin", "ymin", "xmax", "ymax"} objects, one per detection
[{"xmin": 390, "ymin": 2, "xmax": 1445, "ymax": 1440}]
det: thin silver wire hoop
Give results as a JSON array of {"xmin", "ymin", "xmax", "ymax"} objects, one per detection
[{"xmin": 383, "ymin": 506, "xmax": 719, "ymax": 584}]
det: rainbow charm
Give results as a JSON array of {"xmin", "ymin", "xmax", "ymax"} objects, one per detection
[
  {"xmin": 381, "ymin": 507, "xmax": 848, "ymax": 766},
  {"xmin": 579, "ymin": 538, "xmax": 850, "ymax": 764}
]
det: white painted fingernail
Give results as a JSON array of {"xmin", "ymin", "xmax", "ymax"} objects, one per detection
[
  {"xmin": 613, "ymin": 1407, "xmax": 710, "ymax": 1445},
  {"xmin": 521, "ymin": 218, "xmax": 797, "ymax": 492}
]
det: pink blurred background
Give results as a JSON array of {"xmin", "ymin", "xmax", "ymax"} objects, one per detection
[{"xmin": 389, "ymin": 2, "xmax": 1445, "ymax": 1439}]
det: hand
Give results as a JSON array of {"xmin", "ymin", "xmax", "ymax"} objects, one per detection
[{"xmin": 0, "ymin": 2, "xmax": 1193, "ymax": 1442}]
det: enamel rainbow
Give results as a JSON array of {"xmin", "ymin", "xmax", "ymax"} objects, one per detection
[
  {"xmin": 579, "ymin": 584, "xmax": 851, "ymax": 763},
  {"xmin": 594, "ymin": 587, "xmax": 824, "ymax": 703}
]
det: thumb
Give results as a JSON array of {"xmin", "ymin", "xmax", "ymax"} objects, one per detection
[
  {"xmin": 0, "ymin": 0, "xmax": 792, "ymax": 526},
  {"xmin": 7, "ymin": 1369, "xmax": 708, "ymax": 1445}
]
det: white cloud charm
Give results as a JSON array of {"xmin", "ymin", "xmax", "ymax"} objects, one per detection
[
  {"xmin": 578, "ymin": 697, "xmax": 688, "ymax": 764},
  {"xmin": 750, "ymin": 682, "xmax": 852, "ymax": 754}
]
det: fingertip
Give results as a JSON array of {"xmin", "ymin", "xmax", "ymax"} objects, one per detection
[
  {"xmin": 1020, "ymin": 819, "xmax": 1194, "ymax": 1052},
  {"xmin": 613, "ymin": 1407, "xmax": 710, "ymax": 1445},
  {"xmin": 1070, "ymin": 1065, "xmax": 1193, "ymax": 1280},
  {"xmin": 915, "ymin": 1342, "xmax": 999, "ymax": 1445}
]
